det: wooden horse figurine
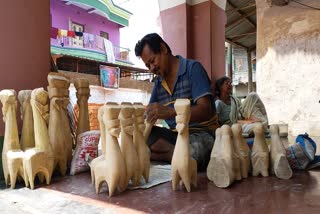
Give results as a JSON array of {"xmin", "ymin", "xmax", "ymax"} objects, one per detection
[
  {"xmin": 119, "ymin": 102, "xmax": 140, "ymax": 186},
  {"xmin": 48, "ymin": 72, "xmax": 72, "ymax": 176},
  {"xmin": 23, "ymin": 88, "xmax": 54, "ymax": 189},
  {"xmin": 0, "ymin": 89, "xmax": 27, "ymax": 188},
  {"xmin": 251, "ymin": 123, "xmax": 269, "ymax": 177},
  {"xmin": 74, "ymin": 78, "xmax": 90, "ymax": 136},
  {"xmin": 207, "ymin": 127, "xmax": 222, "ymax": 182},
  {"xmin": 133, "ymin": 102, "xmax": 150, "ymax": 183},
  {"xmin": 207, "ymin": 125, "xmax": 241, "ymax": 188},
  {"xmin": 92, "ymin": 103, "xmax": 127, "ymax": 196},
  {"xmin": 90, "ymin": 105, "xmax": 106, "ymax": 184},
  {"xmin": 231, "ymin": 124, "xmax": 251, "ymax": 178},
  {"xmin": 18, "ymin": 90, "xmax": 35, "ymax": 150},
  {"xmin": 270, "ymin": 124, "xmax": 292, "ymax": 179},
  {"xmin": 171, "ymin": 99, "xmax": 197, "ymax": 192}
]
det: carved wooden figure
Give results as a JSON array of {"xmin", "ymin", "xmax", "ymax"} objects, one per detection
[
  {"xmin": 90, "ymin": 105, "xmax": 106, "ymax": 184},
  {"xmin": 231, "ymin": 124, "xmax": 251, "ymax": 178},
  {"xmin": 251, "ymin": 123, "xmax": 269, "ymax": 177},
  {"xmin": 0, "ymin": 90, "xmax": 27, "ymax": 188},
  {"xmin": 119, "ymin": 102, "xmax": 140, "ymax": 186},
  {"xmin": 133, "ymin": 102, "xmax": 150, "ymax": 183},
  {"xmin": 18, "ymin": 90, "xmax": 35, "ymax": 150},
  {"xmin": 74, "ymin": 78, "xmax": 90, "ymax": 136},
  {"xmin": 47, "ymin": 72, "xmax": 72, "ymax": 176},
  {"xmin": 24, "ymin": 88, "xmax": 54, "ymax": 189},
  {"xmin": 207, "ymin": 128, "xmax": 222, "ymax": 182},
  {"xmin": 92, "ymin": 103, "xmax": 127, "ymax": 197},
  {"xmin": 207, "ymin": 125, "xmax": 241, "ymax": 188},
  {"xmin": 171, "ymin": 99, "xmax": 197, "ymax": 192},
  {"xmin": 270, "ymin": 124, "xmax": 292, "ymax": 179}
]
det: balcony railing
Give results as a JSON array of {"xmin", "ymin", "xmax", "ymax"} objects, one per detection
[
  {"xmin": 113, "ymin": 45, "xmax": 131, "ymax": 62},
  {"xmin": 50, "ymin": 28, "xmax": 132, "ymax": 64}
]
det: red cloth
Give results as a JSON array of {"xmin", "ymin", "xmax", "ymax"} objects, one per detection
[
  {"xmin": 67, "ymin": 31, "xmax": 75, "ymax": 38},
  {"xmin": 51, "ymin": 27, "xmax": 58, "ymax": 39}
]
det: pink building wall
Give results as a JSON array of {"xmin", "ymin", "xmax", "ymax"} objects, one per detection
[
  {"xmin": 159, "ymin": 1, "xmax": 226, "ymax": 84},
  {"xmin": 160, "ymin": 4, "xmax": 189, "ymax": 57},
  {"xmin": 50, "ymin": 0, "xmax": 121, "ymax": 46}
]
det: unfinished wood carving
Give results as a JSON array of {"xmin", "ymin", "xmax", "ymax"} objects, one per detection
[
  {"xmin": 18, "ymin": 90, "xmax": 35, "ymax": 150},
  {"xmin": 90, "ymin": 105, "xmax": 106, "ymax": 184},
  {"xmin": 48, "ymin": 72, "xmax": 72, "ymax": 176},
  {"xmin": 74, "ymin": 78, "xmax": 90, "ymax": 136},
  {"xmin": 231, "ymin": 124, "xmax": 251, "ymax": 178},
  {"xmin": 24, "ymin": 88, "xmax": 54, "ymax": 189},
  {"xmin": 91, "ymin": 103, "xmax": 127, "ymax": 196},
  {"xmin": 171, "ymin": 99, "xmax": 197, "ymax": 192},
  {"xmin": 0, "ymin": 90, "xmax": 27, "ymax": 188},
  {"xmin": 119, "ymin": 102, "xmax": 140, "ymax": 186},
  {"xmin": 251, "ymin": 123, "xmax": 269, "ymax": 177},
  {"xmin": 133, "ymin": 102, "xmax": 150, "ymax": 183},
  {"xmin": 207, "ymin": 128, "xmax": 222, "ymax": 182},
  {"xmin": 7, "ymin": 150, "xmax": 27, "ymax": 188},
  {"xmin": 270, "ymin": 124, "xmax": 292, "ymax": 179},
  {"xmin": 207, "ymin": 125, "xmax": 241, "ymax": 188}
]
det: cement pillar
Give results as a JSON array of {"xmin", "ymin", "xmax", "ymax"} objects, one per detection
[
  {"xmin": 227, "ymin": 43, "xmax": 233, "ymax": 81},
  {"xmin": 0, "ymin": 0, "xmax": 50, "ymax": 179},
  {"xmin": 247, "ymin": 50, "xmax": 253, "ymax": 93},
  {"xmin": 256, "ymin": 0, "xmax": 320, "ymax": 139},
  {"xmin": 158, "ymin": 0, "xmax": 226, "ymax": 82},
  {"xmin": 0, "ymin": 1, "xmax": 50, "ymax": 135}
]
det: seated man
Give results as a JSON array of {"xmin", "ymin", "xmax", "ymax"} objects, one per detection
[{"xmin": 135, "ymin": 33, "xmax": 219, "ymax": 170}]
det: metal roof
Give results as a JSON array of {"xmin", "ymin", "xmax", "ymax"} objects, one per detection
[{"xmin": 225, "ymin": 0, "xmax": 256, "ymax": 51}]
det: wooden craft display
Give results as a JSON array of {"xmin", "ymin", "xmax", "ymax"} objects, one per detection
[
  {"xmin": 231, "ymin": 124, "xmax": 251, "ymax": 178},
  {"xmin": 24, "ymin": 88, "xmax": 54, "ymax": 189},
  {"xmin": 133, "ymin": 102, "xmax": 150, "ymax": 183},
  {"xmin": 0, "ymin": 90, "xmax": 26, "ymax": 188},
  {"xmin": 270, "ymin": 124, "xmax": 292, "ymax": 179},
  {"xmin": 18, "ymin": 90, "xmax": 35, "ymax": 150},
  {"xmin": 47, "ymin": 72, "xmax": 72, "ymax": 176},
  {"xmin": 251, "ymin": 123, "xmax": 269, "ymax": 177},
  {"xmin": 91, "ymin": 103, "xmax": 127, "ymax": 196},
  {"xmin": 207, "ymin": 125, "xmax": 241, "ymax": 188},
  {"xmin": 74, "ymin": 78, "xmax": 90, "ymax": 136},
  {"xmin": 171, "ymin": 99, "xmax": 197, "ymax": 192}
]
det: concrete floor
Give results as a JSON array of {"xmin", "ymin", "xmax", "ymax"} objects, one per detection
[{"xmin": 1, "ymin": 170, "xmax": 320, "ymax": 213}]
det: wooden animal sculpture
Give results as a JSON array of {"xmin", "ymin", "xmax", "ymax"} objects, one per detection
[
  {"xmin": 24, "ymin": 88, "xmax": 54, "ymax": 189},
  {"xmin": 74, "ymin": 78, "xmax": 90, "ymax": 136},
  {"xmin": 143, "ymin": 120, "xmax": 154, "ymax": 143},
  {"xmin": 171, "ymin": 99, "xmax": 197, "ymax": 192},
  {"xmin": 18, "ymin": 90, "xmax": 35, "ymax": 150},
  {"xmin": 0, "ymin": 89, "xmax": 27, "ymax": 188},
  {"xmin": 270, "ymin": 124, "xmax": 292, "ymax": 179},
  {"xmin": 143, "ymin": 102, "xmax": 155, "ymax": 143},
  {"xmin": 232, "ymin": 124, "xmax": 251, "ymax": 178},
  {"xmin": 47, "ymin": 72, "xmax": 72, "ymax": 176},
  {"xmin": 119, "ymin": 102, "xmax": 140, "ymax": 186},
  {"xmin": 92, "ymin": 103, "xmax": 127, "ymax": 197},
  {"xmin": 133, "ymin": 102, "xmax": 150, "ymax": 183},
  {"xmin": 206, "ymin": 125, "xmax": 241, "ymax": 188},
  {"xmin": 207, "ymin": 128, "xmax": 222, "ymax": 182},
  {"xmin": 90, "ymin": 105, "xmax": 106, "ymax": 184},
  {"xmin": 251, "ymin": 123, "xmax": 269, "ymax": 177}
]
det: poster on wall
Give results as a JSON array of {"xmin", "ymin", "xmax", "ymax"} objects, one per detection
[{"xmin": 100, "ymin": 65, "xmax": 120, "ymax": 89}]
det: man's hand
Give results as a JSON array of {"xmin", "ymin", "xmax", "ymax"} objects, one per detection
[{"xmin": 145, "ymin": 103, "xmax": 175, "ymax": 123}]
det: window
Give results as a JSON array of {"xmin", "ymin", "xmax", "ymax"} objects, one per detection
[
  {"xmin": 100, "ymin": 31, "xmax": 109, "ymax": 40},
  {"xmin": 71, "ymin": 22, "xmax": 84, "ymax": 47}
]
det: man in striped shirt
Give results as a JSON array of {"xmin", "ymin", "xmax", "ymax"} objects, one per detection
[{"xmin": 135, "ymin": 33, "xmax": 219, "ymax": 170}]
